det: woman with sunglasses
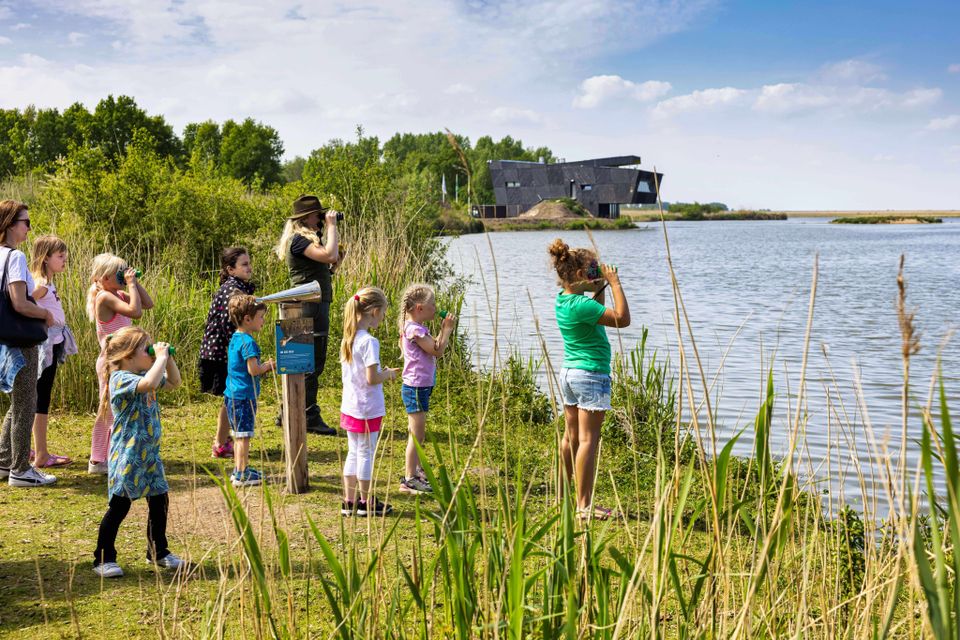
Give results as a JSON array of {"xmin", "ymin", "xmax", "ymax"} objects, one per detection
[{"xmin": 0, "ymin": 200, "xmax": 56, "ymax": 487}]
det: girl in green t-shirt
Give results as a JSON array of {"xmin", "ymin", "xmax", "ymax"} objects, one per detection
[{"xmin": 548, "ymin": 239, "xmax": 630, "ymax": 522}]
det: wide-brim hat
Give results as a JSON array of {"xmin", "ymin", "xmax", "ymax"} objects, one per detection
[{"xmin": 290, "ymin": 195, "xmax": 328, "ymax": 219}]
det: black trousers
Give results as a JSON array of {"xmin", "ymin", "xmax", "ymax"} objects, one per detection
[
  {"xmin": 302, "ymin": 301, "xmax": 330, "ymax": 423},
  {"xmin": 93, "ymin": 492, "xmax": 169, "ymax": 566}
]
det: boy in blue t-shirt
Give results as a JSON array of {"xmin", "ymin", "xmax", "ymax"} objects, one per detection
[{"xmin": 224, "ymin": 294, "xmax": 275, "ymax": 486}]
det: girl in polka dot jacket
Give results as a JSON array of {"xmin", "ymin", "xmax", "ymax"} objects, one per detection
[{"xmin": 198, "ymin": 247, "xmax": 256, "ymax": 459}]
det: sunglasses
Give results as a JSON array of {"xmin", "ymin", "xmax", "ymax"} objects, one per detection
[{"xmin": 14, "ymin": 217, "xmax": 30, "ymax": 229}]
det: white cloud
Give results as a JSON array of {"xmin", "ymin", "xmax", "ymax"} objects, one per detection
[
  {"xmin": 948, "ymin": 64, "xmax": 960, "ymax": 74},
  {"xmin": 926, "ymin": 115, "xmax": 960, "ymax": 131},
  {"xmin": 11, "ymin": 23, "xmax": 30, "ymax": 30},
  {"xmin": 818, "ymin": 59, "xmax": 886, "ymax": 84},
  {"xmin": 572, "ymin": 75, "xmax": 671, "ymax": 109},
  {"xmin": 67, "ymin": 31, "xmax": 86, "ymax": 46},
  {"xmin": 0, "ymin": 36, "xmax": 11, "ymax": 45},
  {"xmin": 652, "ymin": 87, "xmax": 746, "ymax": 118},
  {"xmin": 490, "ymin": 106, "xmax": 541, "ymax": 125},
  {"xmin": 753, "ymin": 83, "xmax": 941, "ymax": 115}
]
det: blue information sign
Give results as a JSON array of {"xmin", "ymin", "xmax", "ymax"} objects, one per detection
[{"xmin": 275, "ymin": 318, "xmax": 314, "ymax": 374}]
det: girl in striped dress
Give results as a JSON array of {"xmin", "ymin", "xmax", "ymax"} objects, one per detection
[{"xmin": 86, "ymin": 253, "xmax": 154, "ymax": 474}]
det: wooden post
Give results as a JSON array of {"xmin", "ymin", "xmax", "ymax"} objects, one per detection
[{"xmin": 279, "ymin": 302, "xmax": 309, "ymax": 493}]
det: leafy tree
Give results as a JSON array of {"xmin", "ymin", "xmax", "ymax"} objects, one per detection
[
  {"xmin": 218, "ymin": 118, "xmax": 284, "ymax": 188},
  {"xmin": 0, "ymin": 109, "xmax": 26, "ymax": 176},
  {"xmin": 281, "ymin": 155, "xmax": 306, "ymax": 183},
  {"xmin": 87, "ymin": 95, "xmax": 181, "ymax": 161},
  {"xmin": 183, "ymin": 120, "xmax": 222, "ymax": 164}
]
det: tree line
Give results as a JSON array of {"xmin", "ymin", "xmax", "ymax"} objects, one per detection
[{"xmin": 1, "ymin": 95, "xmax": 554, "ymax": 203}]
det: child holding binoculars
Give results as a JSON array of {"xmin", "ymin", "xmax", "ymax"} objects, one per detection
[
  {"xmin": 86, "ymin": 253, "xmax": 153, "ymax": 474},
  {"xmin": 92, "ymin": 326, "xmax": 183, "ymax": 578}
]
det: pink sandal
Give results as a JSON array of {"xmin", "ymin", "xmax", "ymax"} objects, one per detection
[
  {"xmin": 39, "ymin": 454, "xmax": 72, "ymax": 468},
  {"xmin": 40, "ymin": 453, "xmax": 73, "ymax": 469}
]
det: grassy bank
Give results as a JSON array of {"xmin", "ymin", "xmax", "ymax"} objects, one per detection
[
  {"xmin": 625, "ymin": 210, "xmax": 787, "ymax": 222},
  {"xmin": 831, "ymin": 215, "xmax": 943, "ymax": 224},
  {"xmin": 482, "ymin": 216, "xmax": 637, "ymax": 231}
]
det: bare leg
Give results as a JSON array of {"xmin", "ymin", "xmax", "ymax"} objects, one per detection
[
  {"xmin": 575, "ymin": 409, "xmax": 605, "ymax": 511},
  {"xmin": 559, "ymin": 405, "xmax": 579, "ymax": 497},
  {"xmin": 344, "ymin": 475, "xmax": 358, "ymax": 504},
  {"xmin": 32, "ymin": 413, "xmax": 49, "ymax": 467},
  {"xmin": 358, "ymin": 479, "xmax": 370, "ymax": 503},
  {"xmin": 405, "ymin": 412, "xmax": 427, "ymax": 478},
  {"xmin": 215, "ymin": 403, "xmax": 231, "ymax": 448},
  {"xmin": 234, "ymin": 437, "xmax": 250, "ymax": 473}
]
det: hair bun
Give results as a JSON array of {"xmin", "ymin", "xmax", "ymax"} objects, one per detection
[{"xmin": 547, "ymin": 238, "xmax": 570, "ymax": 264}]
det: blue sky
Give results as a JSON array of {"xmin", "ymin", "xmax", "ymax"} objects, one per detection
[{"xmin": 1, "ymin": 0, "xmax": 957, "ymax": 209}]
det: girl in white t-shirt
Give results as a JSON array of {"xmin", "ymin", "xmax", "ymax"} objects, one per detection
[
  {"xmin": 339, "ymin": 286, "xmax": 399, "ymax": 517},
  {"xmin": 30, "ymin": 235, "xmax": 77, "ymax": 468}
]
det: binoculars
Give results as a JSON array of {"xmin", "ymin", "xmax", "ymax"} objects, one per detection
[
  {"xmin": 335, "ymin": 211, "xmax": 344, "ymax": 222},
  {"xmin": 117, "ymin": 269, "xmax": 143, "ymax": 285},
  {"xmin": 586, "ymin": 263, "xmax": 617, "ymax": 280},
  {"xmin": 147, "ymin": 345, "xmax": 176, "ymax": 356}
]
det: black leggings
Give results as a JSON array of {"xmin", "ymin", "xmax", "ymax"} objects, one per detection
[
  {"xmin": 36, "ymin": 362, "xmax": 58, "ymax": 415},
  {"xmin": 93, "ymin": 493, "xmax": 169, "ymax": 566},
  {"xmin": 303, "ymin": 301, "xmax": 330, "ymax": 421}
]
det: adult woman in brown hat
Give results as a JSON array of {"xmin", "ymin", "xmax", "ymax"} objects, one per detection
[{"xmin": 275, "ymin": 195, "xmax": 341, "ymax": 434}]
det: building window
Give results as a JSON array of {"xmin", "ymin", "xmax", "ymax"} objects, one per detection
[
  {"xmin": 581, "ymin": 184, "xmax": 593, "ymax": 191},
  {"xmin": 505, "ymin": 181, "xmax": 520, "ymax": 188},
  {"xmin": 637, "ymin": 181, "xmax": 652, "ymax": 193}
]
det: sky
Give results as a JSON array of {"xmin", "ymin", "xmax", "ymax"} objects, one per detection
[{"xmin": 0, "ymin": 0, "xmax": 958, "ymax": 210}]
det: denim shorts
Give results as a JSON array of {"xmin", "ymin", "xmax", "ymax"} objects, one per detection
[
  {"xmin": 401, "ymin": 384, "xmax": 433, "ymax": 414},
  {"xmin": 558, "ymin": 368, "xmax": 612, "ymax": 412},
  {"xmin": 225, "ymin": 397, "xmax": 257, "ymax": 438}
]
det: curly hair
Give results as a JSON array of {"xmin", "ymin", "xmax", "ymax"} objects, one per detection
[{"xmin": 547, "ymin": 238, "xmax": 596, "ymax": 287}]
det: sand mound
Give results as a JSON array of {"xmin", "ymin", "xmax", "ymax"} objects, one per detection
[{"xmin": 519, "ymin": 201, "xmax": 585, "ymax": 220}]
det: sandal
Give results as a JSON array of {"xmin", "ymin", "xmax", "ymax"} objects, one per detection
[
  {"xmin": 577, "ymin": 505, "xmax": 615, "ymax": 522},
  {"xmin": 38, "ymin": 453, "xmax": 72, "ymax": 468}
]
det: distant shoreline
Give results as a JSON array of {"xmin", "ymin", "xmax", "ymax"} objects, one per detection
[{"xmin": 779, "ymin": 210, "xmax": 960, "ymax": 218}]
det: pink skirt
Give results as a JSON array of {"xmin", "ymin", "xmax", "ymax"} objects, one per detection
[{"xmin": 340, "ymin": 413, "xmax": 383, "ymax": 434}]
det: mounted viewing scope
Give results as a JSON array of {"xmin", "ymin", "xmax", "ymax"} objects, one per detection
[
  {"xmin": 147, "ymin": 345, "xmax": 175, "ymax": 356},
  {"xmin": 117, "ymin": 269, "xmax": 143, "ymax": 284}
]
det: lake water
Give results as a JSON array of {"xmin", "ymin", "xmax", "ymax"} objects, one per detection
[{"xmin": 445, "ymin": 219, "xmax": 960, "ymax": 513}]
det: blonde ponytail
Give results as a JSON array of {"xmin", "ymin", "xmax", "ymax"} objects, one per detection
[
  {"xmin": 96, "ymin": 327, "xmax": 150, "ymax": 422},
  {"xmin": 340, "ymin": 286, "xmax": 388, "ymax": 363}
]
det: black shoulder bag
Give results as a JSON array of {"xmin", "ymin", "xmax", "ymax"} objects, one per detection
[{"xmin": 0, "ymin": 248, "xmax": 48, "ymax": 348}]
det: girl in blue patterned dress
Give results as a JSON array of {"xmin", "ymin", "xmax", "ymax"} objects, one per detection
[{"xmin": 92, "ymin": 326, "xmax": 183, "ymax": 578}]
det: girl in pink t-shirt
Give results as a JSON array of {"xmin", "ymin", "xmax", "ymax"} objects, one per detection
[
  {"xmin": 397, "ymin": 283, "xmax": 456, "ymax": 495},
  {"xmin": 86, "ymin": 253, "xmax": 154, "ymax": 473},
  {"xmin": 339, "ymin": 286, "xmax": 399, "ymax": 517}
]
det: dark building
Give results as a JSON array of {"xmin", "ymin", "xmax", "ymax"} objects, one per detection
[{"xmin": 484, "ymin": 155, "xmax": 663, "ymax": 219}]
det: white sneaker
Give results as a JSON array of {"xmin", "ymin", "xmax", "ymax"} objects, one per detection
[
  {"xmin": 88, "ymin": 460, "xmax": 108, "ymax": 474},
  {"xmin": 154, "ymin": 552, "xmax": 184, "ymax": 570},
  {"xmin": 8, "ymin": 466, "xmax": 56, "ymax": 487},
  {"xmin": 92, "ymin": 562, "xmax": 124, "ymax": 578}
]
